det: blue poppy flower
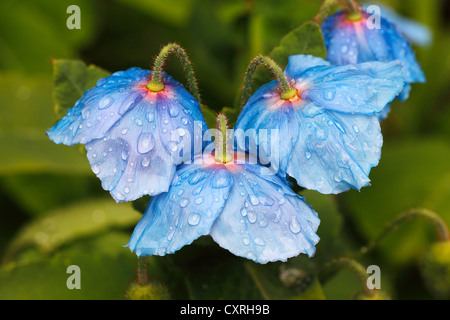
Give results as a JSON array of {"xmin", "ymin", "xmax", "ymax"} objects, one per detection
[
  {"xmin": 235, "ymin": 54, "xmax": 404, "ymax": 194},
  {"xmin": 321, "ymin": 9, "xmax": 425, "ymax": 103},
  {"xmin": 126, "ymin": 153, "xmax": 320, "ymax": 264},
  {"xmin": 362, "ymin": 2, "xmax": 432, "ymax": 47},
  {"xmin": 47, "ymin": 67, "xmax": 207, "ymax": 202}
]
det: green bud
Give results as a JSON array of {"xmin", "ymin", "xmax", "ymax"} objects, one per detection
[
  {"xmin": 422, "ymin": 241, "xmax": 450, "ymax": 299},
  {"xmin": 125, "ymin": 281, "xmax": 170, "ymax": 300}
]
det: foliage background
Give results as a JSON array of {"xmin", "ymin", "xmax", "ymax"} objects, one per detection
[{"xmin": 0, "ymin": 0, "xmax": 449, "ymax": 300}]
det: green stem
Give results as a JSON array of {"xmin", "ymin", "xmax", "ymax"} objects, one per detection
[
  {"xmin": 137, "ymin": 257, "xmax": 149, "ymax": 285},
  {"xmin": 147, "ymin": 43, "xmax": 200, "ymax": 102},
  {"xmin": 313, "ymin": 0, "xmax": 340, "ymax": 25},
  {"xmin": 322, "ymin": 257, "xmax": 374, "ymax": 297},
  {"xmin": 361, "ymin": 208, "xmax": 450, "ymax": 255},
  {"xmin": 239, "ymin": 55, "xmax": 296, "ymax": 108},
  {"xmin": 214, "ymin": 114, "xmax": 232, "ymax": 163}
]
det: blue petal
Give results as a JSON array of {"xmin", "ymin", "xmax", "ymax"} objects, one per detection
[
  {"xmin": 322, "ymin": 11, "xmax": 425, "ymax": 87},
  {"xmin": 295, "ymin": 60, "xmax": 404, "ymax": 114},
  {"xmin": 362, "ymin": 2, "xmax": 432, "ymax": 47},
  {"xmin": 210, "ymin": 164, "xmax": 320, "ymax": 263},
  {"xmin": 48, "ymin": 68, "xmax": 207, "ymax": 202},
  {"xmin": 126, "ymin": 159, "xmax": 234, "ymax": 257},
  {"xmin": 47, "ymin": 68, "xmax": 150, "ymax": 145},
  {"xmin": 235, "ymin": 81, "xmax": 300, "ymax": 177},
  {"xmin": 285, "ymin": 55, "xmax": 330, "ymax": 77},
  {"xmin": 287, "ymin": 104, "xmax": 383, "ymax": 194}
]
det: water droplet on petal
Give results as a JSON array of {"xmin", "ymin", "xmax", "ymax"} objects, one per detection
[
  {"xmin": 305, "ymin": 152, "xmax": 311, "ymax": 159},
  {"xmin": 180, "ymin": 198, "xmax": 190, "ymax": 208},
  {"xmin": 242, "ymin": 237, "xmax": 250, "ymax": 246},
  {"xmin": 240, "ymin": 208, "xmax": 248, "ymax": 217},
  {"xmin": 99, "ymin": 96, "xmax": 114, "ymax": 109},
  {"xmin": 248, "ymin": 211, "xmax": 257, "ymax": 224},
  {"xmin": 254, "ymin": 237, "xmax": 265, "ymax": 246},
  {"xmin": 194, "ymin": 196, "xmax": 204, "ymax": 205},
  {"xmin": 121, "ymin": 128, "xmax": 128, "ymax": 135},
  {"xmin": 324, "ymin": 89, "xmax": 336, "ymax": 101},
  {"xmin": 188, "ymin": 213, "xmax": 201, "ymax": 226},
  {"xmin": 181, "ymin": 117, "xmax": 188, "ymax": 125},
  {"xmin": 169, "ymin": 106, "xmax": 179, "ymax": 117},
  {"xmin": 121, "ymin": 150, "xmax": 129, "ymax": 160},
  {"xmin": 92, "ymin": 165, "xmax": 100, "ymax": 174},
  {"xmin": 124, "ymin": 187, "xmax": 130, "ymax": 194},
  {"xmin": 353, "ymin": 125, "xmax": 360, "ymax": 133},
  {"xmin": 141, "ymin": 156, "xmax": 150, "ymax": 167},
  {"xmin": 137, "ymin": 133, "xmax": 155, "ymax": 154},
  {"xmin": 146, "ymin": 111, "xmax": 155, "ymax": 122},
  {"xmin": 289, "ymin": 216, "xmax": 302, "ymax": 234}
]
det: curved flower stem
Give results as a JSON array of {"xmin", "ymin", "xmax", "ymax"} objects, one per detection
[
  {"xmin": 322, "ymin": 257, "xmax": 374, "ymax": 297},
  {"xmin": 341, "ymin": 0, "xmax": 361, "ymax": 13},
  {"xmin": 239, "ymin": 55, "xmax": 296, "ymax": 108},
  {"xmin": 147, "ymin": 43, "xmax": 201, "ymax": 103},
  {"xmin": 313, "ymin": 0, "xmax": 340, "ymax": 25},
  {"xmin": 361, "ymin": 208, "xmax": 450, "ymax": 255},
  {"xmin": 136, "ymin": 257, "xmax": 149, "ymax": 285}
]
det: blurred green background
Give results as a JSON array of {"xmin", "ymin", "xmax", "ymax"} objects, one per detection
[{"xmin": 0, "ymin": 0, "xmax": 449, "ymax": 300}]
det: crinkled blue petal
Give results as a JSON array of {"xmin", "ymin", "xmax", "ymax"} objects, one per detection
[
  {"xmin": 362, "ymin": 2, "xmax": 432, "ymax": 47},
  {"xmin": 210, "ymin": 164, "xmax": 320, "ymax": 263},
  {"xmin": 285, "ymin": 55, "xmax": 330, "ymax": 77},
  {"xmin": 294, "ymin": 60, "xmax": 404, "ymax": 114},
  {"xmin": 376, "ymin": 104, "xmax": 391, "ymax": 121},
  {"xmin": 126, "ymin": 157, "xmax": 234, "ymax": 257},
  {"xmin": 287, "ymin": 105, "xmax": 382, "ymax": 194},
  {"xmin": 47, "ymin": 68, "xmax": 207, "ymax": 202},
  {"xmin": 322, "ymin": 11, "xmax": 425, "ymax": 92},
  {"xmin": 47, "ymin": 68, "xmax": 150, "ymax": 145},
  {"xmin": 235, "ymin": 81, "xmax": 299, "ymax": 177}
]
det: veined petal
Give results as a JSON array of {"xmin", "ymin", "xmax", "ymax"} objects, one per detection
[
  {"xmin": 48, "ymin": 68, "xmax": 207, "ymax": 202},
  {"xmin": 235, "ymin": 81, "xmax": 300, "ymax": 177},
  {"xmin": 126, "ymin": 157, "xmax": 234, "ymax": 257},
  {"xmin": 47, "ymin": 68, "xmax": 150, "ymax": 145},
  {"xmin": 295, "ymin": 60, "xmax": 404, "ymax": 114},
  {"xmin": 210, "ymin": 164, "xmax": 320, "ymax": 264},
  {"xmin": 285, "ymin": 55, "xmax": 330, "ymax": 77},
  {"xmin": 287, "ymin": 105, "xmax": 382, "ymax": 194},
  {"xmin": 362, "ymin": 2, "xmax": 432, "ymax": 47}
]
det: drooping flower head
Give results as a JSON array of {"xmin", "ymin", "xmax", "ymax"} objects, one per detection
[
  {"xmin": 362, "ymin": 2, "xmax": 432, "ymax": 47},
  {"xmin": 126, "ymin": 115, "xmax": 320, "ymax": 264},
  {"xmin": 235, "ymin": 54, "xmax": 404, "ymax": 194},
  {"xmin": 47, "ymin": 44, "xmax": 207, "ymax": 202},
  {"xmin": 321, "ymin": 8, "xmax": 425, "ymax": 103}
]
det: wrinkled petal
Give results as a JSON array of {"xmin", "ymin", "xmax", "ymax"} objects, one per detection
[
  {"xmin": 210, "ymin": 164, "xmax": 320, "ymax": 264},
  {"xmin": 362, "ymin": 2, "xmax": 432, "ymax": 47},
  {"xmin": 322, "ymin": 10, "xmax": 425, "ymax": 98},
  {"xmin": 126, "ymin": 156, "xmax": 234, "ymax": 257},
  {"xmin": 294, "ymin": 60, "xmax": 404, "ymax": 114},
  {"xmin": 47, "ymin": 68, "xmax": 150, "ymax": 145},
  {"xmin": 285, "ymin": 55, "xmax": 330, "ymax": 77},
  {"xmin": 47, "ymin": 68, "xmax": 207, "ymax": 202},
  {"xmin": 235, "ymin": 81, "xmax": 299, "ymax": 177},
  {"xmin": 287, "ymin": 104, "xmax": 382, "ymax": 194}
]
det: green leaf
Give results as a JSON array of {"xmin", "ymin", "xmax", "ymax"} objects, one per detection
[
  {"xmin": 0, "ymin": 0, "xmax": 97, "ymax": 73},
  {"xmin": 338, "ymin": 138, "xmax": 450, "ymax": 265},
  {"xmin": 117, "ymin": 0, "xmax": 196, "ymax": 27},
  {"xmin": 0, "ymin": 232, "xmax": 138, "ymax": 300},
  {"xmin": 251, "ymin": 21, "xmax": 326, "ymax": 99},
  {"xmin": 4, "ymin": 198, "xmax": 141, "ymax": 262},
  {"xmin": 269, "ymin": 21, "xmax": 326, "ymax": 68},
  {"xmin": 52, "ymin": 59, "xmax": 111, "ymax": 117},
  {"xmin": 0, "ymin": 72, "xmax": 91, "ymax": 175}
]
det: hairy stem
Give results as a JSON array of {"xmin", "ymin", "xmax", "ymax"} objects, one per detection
[
  {"xmin": 239, "ymin": 55, "xmax": 296, "ymax": 108},
  {"xmin": 148, "ymin": 43, "xmax": 200, "ymax": 102}
]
